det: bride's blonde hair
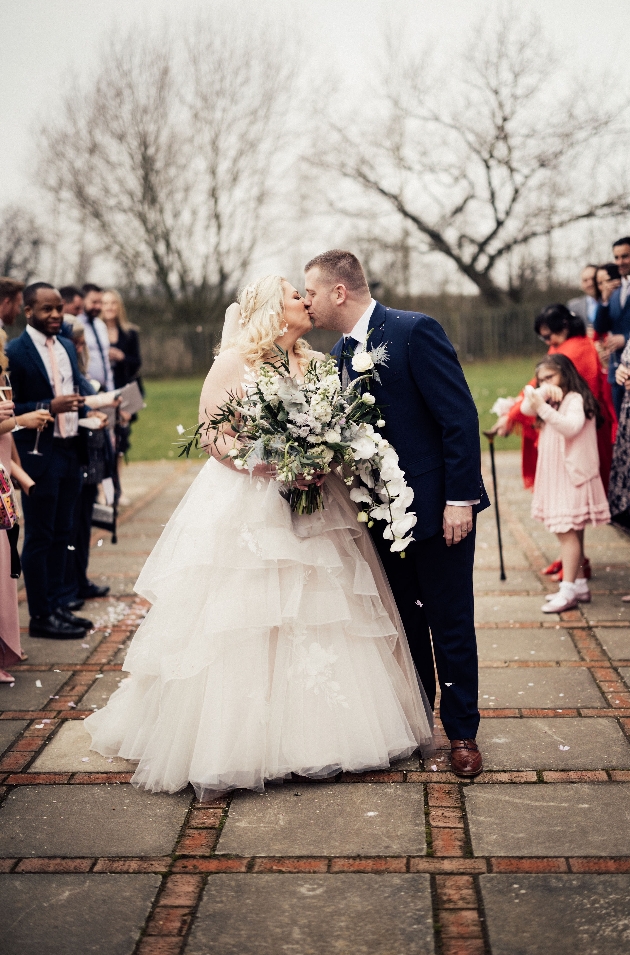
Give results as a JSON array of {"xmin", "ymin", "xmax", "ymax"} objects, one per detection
[{"xmin": 225, "ymin": 275, "xmax": 311, "ymax": 368}]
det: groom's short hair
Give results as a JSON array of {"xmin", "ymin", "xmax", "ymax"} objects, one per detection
[{"xmin": 305, "ymin": 250, "xmax": 369, "ymax": 293}]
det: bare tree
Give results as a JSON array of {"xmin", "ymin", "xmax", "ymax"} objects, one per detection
[
  {"xmin": 0, "ymin": 205, "xmax": 43, "ymax": 281},
  {"xmin": 316, "ymin": 10, "xmax": 630, "ymax": 304},
  {"xmin": 38, "ymin": 14, "xmax": 297, "ymax": 312}
]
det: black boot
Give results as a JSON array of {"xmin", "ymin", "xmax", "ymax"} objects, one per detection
[{"xmin": 29, "ymin": 614, "xmax": 86, "ymax": 639}]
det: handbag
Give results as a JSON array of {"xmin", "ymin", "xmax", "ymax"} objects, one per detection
[{"xmin": 0, "ymin": 461, "xmax": 18, "ymax": 530}]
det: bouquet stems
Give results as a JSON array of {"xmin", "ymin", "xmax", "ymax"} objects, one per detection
[{"xmin": 285, "ymin": 483, "xmax": 325, "ymax": 515}]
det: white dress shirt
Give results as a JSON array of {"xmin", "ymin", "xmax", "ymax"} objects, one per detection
[
  {"xmin": 621, "ymin": 276, "xmax": 630, "ymax": 309},
  {"xmin": 345, "ymin": 299, "xmax": 478, "ymax": 507},
  {"xmin": 26, "ymin": 324, "xmax": 79, "ymax": 437},
  {"xmin": 344, "ymin": 299, "xmax": 377, "ymax": 349},
  {"xmin": 78, "ymin": 312, "xmax": 114, "ymax": 391}
]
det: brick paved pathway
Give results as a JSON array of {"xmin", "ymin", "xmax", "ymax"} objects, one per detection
[{"xmin": 1, "ymin": 453, "xmax": 629, "ymax": 954}]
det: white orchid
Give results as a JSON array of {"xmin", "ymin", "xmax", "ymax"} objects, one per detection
[{"xmin": 349, "ymin": 487, "xmax": 374, "ymax": 505}]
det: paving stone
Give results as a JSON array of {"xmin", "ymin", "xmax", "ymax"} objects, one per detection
[
  {"xmin": 619, "ymin": 668, "xmax": 630, "ymax": 690},
  {"xmin": 0, "ymin": 784, "xmax": 191, "ymax": 857},
  {"xmin": 595, "ymin": 628, "xmax": 630, "ymax": 659},
  {"xmin": 79, "ymin": 671, "xmax": 128, "ymax": 709},
  {"xmin": 477, "ymin": 718, "xmax": 630, "ymax": 770},
  {"xmin": 18, "ymin": 627, "xmax": 106, "ymax": 666},
  {"xmin": 473, "ymin": 545, "xmax": 530, "ymax": 571},
  {"xmin": 477, "ymin": 628, "xmax": 578, "ymax": 662},
  {"xmin": 475, "ymin": 595, "xmax": 554, "ymax": 624},
  {"xmin": 28, "ymin": 719, "xmax": 136, "ymax": 773},
  {"xmin": 479, "ymin": 667, "xmax": 604, "ymax": 708},
  {"xmin": 0, "ymin": 720, "xmax": 28, "ymax": 756},
  {"xmin": 474, "ymin": 569, "xmax": 544, "ymax": 593},
  {"xmin": 217, "ymin": 784, "xmax": 426, "ymax": 857},
  {"xmin": 582, "ymin": 597, "xmax": 630, "ymax": 625},
  {"xmin": 186, "ymin": 874, "xmax": 434, "ymax": 955},
  {"xmin": 0, "ymin": 873, "xmax": 160, "ymax": 955},
  {"xmin": 480, "ymin": 874, "xmax": 630, "ymax": 955},
  {"xmin": 465, "ymin": 784, "xmax": 630, "ymax": 856},
  {"xmin": 590, "ymin": 566, "xmax": 630, "ymax": 592},
  {"xmin": 0, "ymin": 670, "xmax": 69, "ymax": 710}
]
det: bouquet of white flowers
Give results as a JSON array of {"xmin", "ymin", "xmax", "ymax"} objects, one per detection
[{"xmin": 180, "ymin": 346, "xmax": 417, "ymax": 553}]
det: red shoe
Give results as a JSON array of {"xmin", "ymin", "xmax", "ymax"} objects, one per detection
[
  {"xmin": 543, "ymin": 560, "xmax": 562, "ymax": 576},
  {"xmin": 547, "ymin": 558, "xmax": 592, "ymax": 583}
]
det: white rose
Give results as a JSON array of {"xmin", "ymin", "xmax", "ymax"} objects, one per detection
[
  {"xmin": 361, "ymin": 393, "xmax": 376, "ymax": 405},
  {"xmin": 351, "ymin": 352, "xmax": 374, "ymax": 373}
]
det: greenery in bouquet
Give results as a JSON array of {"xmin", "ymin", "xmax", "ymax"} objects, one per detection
[{"xmin": 179, "ymin": 345, "xmax": 417, "ymax": 553}]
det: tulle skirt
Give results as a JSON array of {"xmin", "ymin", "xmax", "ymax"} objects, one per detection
[{"xmin": 84, "ymin": 459, "xmax": 433, "ymax": 797}]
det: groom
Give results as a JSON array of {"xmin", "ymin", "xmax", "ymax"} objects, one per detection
[{"xmin": 304, "ymin": 250, "xmax": 490, "ymax": 777}]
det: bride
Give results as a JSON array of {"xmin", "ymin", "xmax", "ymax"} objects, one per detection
[{"xmin": 85, "ymin": 275, "xmax": 433, "ymax": 798}]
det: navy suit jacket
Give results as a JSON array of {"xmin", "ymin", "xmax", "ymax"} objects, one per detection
[
  {"xmin": 331, "ymin": 302, "xmax": 490, "ymax": 540},
  {"xmin": 6, "ymin": 329, "xmax": 86, "ymax": 478},
  {"xmin": 594, "ymin": 288, "xmax": 630, "ymax": 383}
]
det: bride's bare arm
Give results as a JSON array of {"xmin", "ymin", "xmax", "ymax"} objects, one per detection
[{"xmin": 198, "ymin": 350, "xmax": 272, "ymax": 476}]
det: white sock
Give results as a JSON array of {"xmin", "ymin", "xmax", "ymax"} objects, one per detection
[
  {"xmin": 559, "ymin": 580, "xmax": 577, "ymax": 598},
  {"xmin": 575, "ymin": 577, "xmax": 589, "ymax": 592}
]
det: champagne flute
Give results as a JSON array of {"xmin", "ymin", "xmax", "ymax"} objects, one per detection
[
  {"xmin": 29, "ymin": 402, "xmax": 49, "ymax": 456},
  {"xmin": 0, "ymin": 371, "xmax": 12, "ymax": 403}
]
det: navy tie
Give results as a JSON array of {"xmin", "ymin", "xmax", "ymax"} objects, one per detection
[{"xmin": 341, "ymin": 337, "xmax": 359, "ymax": 389}]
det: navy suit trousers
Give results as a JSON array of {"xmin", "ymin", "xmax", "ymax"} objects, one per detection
[
  {"xmin": 372, "ymin": 523, "xmax": 479, "ymax": 741},
  {"xmin": 21, "ymin": 443, "xmax": 82, "ymax": 618}
]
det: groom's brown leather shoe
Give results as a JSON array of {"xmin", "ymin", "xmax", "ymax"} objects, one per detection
[{"xmin": 450, "ymin": 739, "xmax": 483, "ymax": 778}]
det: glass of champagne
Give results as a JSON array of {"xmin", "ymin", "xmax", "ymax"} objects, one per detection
[
  {"xmin": 29, "ymin": 402, "xmax": 49, "ymax": 456},
  {"xmin": 0, "ymin": 371, "xmax": 12, "ymax": 403}
]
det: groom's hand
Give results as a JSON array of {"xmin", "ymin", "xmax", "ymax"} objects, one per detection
[{"xmin": 443, "ymin": 505, "xmax": 473, "ymax": 547}]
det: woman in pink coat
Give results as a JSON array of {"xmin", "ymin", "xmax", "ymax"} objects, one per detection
[{"xmin": 522, "ymin": 354, "xmax": 610, "ymax": 614}]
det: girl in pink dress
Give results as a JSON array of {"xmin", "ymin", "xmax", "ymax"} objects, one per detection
[{"xmin": 522, "ymin": 354, "xmax": 610, "ymax": 614}]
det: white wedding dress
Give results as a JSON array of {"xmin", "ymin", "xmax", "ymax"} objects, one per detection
[{"xmin": 85, "ymin": 458, "xmax": 433, "ymax": 797}]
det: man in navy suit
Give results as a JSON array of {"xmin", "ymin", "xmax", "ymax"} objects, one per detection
[
  {"xmin": 6, "ymin": 283, "xmax": 93, "ymax": 639},
  {"xmin": 594, "ymin": 237, "xmax": 630, "ymax": 418},
  {"xmin": 304, "ymin": 251, "xmax": 490, "ymax": 777}
]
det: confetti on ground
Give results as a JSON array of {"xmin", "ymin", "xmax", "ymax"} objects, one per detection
[
  {"xmin": 67, "ymin": 702, "xmax": 77, "ymax": 708},
  {"xmin": 35, "ymin": 680, "xmax": 42, "ymax": 688},
  {"xmin": 559, "ymin": 745, "xmax": 570, "ymax": 751}
]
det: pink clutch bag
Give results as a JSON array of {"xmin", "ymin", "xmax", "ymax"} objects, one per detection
[{"xmin": 0, "ymin": 461, "xmax": 18, "ymax": 530}]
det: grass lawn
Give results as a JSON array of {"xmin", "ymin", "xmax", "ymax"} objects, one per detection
[{"xmin": 128, "ymin": 357, "xmax": 539, "ymax": 461}]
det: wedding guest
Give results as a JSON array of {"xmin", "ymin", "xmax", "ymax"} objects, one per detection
[
  {"xmin": 59, "ymin": 286, "xmax": 84, "ymax": 318},
  {"xmin": 522, "ymin": 354, "xmax": 610, "ymax": 613},
  {"xmin": 595, "ymin": 263, "xmax": 621, "ymax": 305},
  {"xmin": 6, "ymin": 283, "xmax": 93, "ymax": 639},
  {"xmin": 610, "ymin": 344, "xmax": 630, "ymax": 603},
  {"xmin": 1, "ymin": 327, "xmax": 53, "ymax": 680},
  {"xmin": 608, "ymin": 341, "xmax": 630, "ymax": 530},
  {"xmin": 101, "ymin": 289, "xmax": 142, "ymax": 505},
  {"xmin": 78, "ymin": 284, "xmax": 114, "ymax": 393},
  {"xmin": 493, "ymin": 305, "xmax": 616, "ymax": 489},
  {"xmin": 567, "ymin": 264, "xmax": 599, "ymax": 332},
  {"xmin": 57, "ymin": 315, "xmax": 112, "ymax": 609},
  {"xmin": 0, "ymin": 278, "xmax": 25, "ymax": 328},
  {"xmin": 594, "ymin": 238, "xmax": 630, "ymax": 417}
]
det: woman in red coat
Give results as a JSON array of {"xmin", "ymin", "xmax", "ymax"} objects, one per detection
[{"xmin": 492, "ymin": 305, "xmax": 617, "ymax": 578}]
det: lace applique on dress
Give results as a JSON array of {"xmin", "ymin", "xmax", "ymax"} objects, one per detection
[
  {"xmin": 238, "ymin": 524, "xmax": 263, "ymax": 557},
  {"xmin": 288, "ymin": 630, "xmax": 350, "ymax": 709}
]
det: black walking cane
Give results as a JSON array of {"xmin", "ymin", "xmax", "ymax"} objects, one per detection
[{"xmin": 482, "ymin": 430, "xmax": 506, "ymax": 581}]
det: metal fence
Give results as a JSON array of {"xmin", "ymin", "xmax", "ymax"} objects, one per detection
[{"xmin": 136, "ymin": 305, "xmax": 543, "ymax": 376}]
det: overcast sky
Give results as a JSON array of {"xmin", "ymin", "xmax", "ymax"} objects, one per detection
[{"xmin": 1, "ymin": 0, "xmax": 625, "ymax": 210}]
